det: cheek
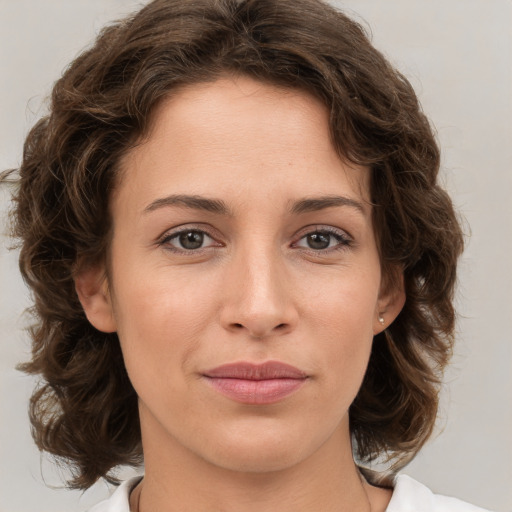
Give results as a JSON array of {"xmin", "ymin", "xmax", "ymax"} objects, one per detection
[
  {"xmin": 303, "ymin": 262, "xmax": 380, "ymax": 330},
  {"xmin": 304, "ymin": 269, "xmax": 380, "ymax": 388},
  {"xmin": 112, "ymin": 253, "xmax": 216, "ymax": 332},
  {"xmin": 108, "ymin": 262, "xmax": 218, "ymax": 393}
]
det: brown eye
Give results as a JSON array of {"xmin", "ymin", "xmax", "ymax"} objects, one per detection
[
  {"xmin": 306, "ymin": 233, "xmax": 331, "ymax": 250},
  {"xmin": 163, "ymin": 229, "xmax": 217, "ymax": 251},
  {"xmin": 294, "ymin": 228, "xmax": 352, "ymax": 252},
  {"xmin": 178, "ymin": 231, "xmax": 204, "ymax": 250}
]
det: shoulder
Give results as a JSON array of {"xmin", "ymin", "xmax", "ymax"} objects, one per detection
[
  {"xmin": 86, "ymin": 477, "xmax": 141, "ymax": 512},
  {"xmin": 387, "ymin": 474, "xmax": 492, "ymax": 512}
]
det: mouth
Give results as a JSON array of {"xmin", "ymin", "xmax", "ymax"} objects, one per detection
[{"xmin": 202, "ymin": 361, "xmax": 308, "ymax": 405}]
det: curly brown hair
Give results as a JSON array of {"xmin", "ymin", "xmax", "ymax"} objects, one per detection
[{"xmin": 2, "ymin": 0, "xmax": 463, "ymax": 490}]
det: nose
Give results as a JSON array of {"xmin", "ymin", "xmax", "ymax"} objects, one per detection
[{"xmin": 219, "ymin": 246, "xmax": 299, "ymax": 339}]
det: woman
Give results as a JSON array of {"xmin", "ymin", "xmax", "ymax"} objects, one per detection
[{"xmin": 1, "ymin": 0, "xmax": 492, "ymax": 510}]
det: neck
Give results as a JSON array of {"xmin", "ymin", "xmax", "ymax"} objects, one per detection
[{"xmin": 132, "ymin": 407, "xmax": 390, "ymax": 512}]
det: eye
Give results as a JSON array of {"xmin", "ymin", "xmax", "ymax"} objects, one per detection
[
  {"xmin": 161, "ymin": 229, "xmax": 218, "ymax": 251},
  {"xmin": 294, "ymin": 228, "xmax": 352, "ymax": 251}
]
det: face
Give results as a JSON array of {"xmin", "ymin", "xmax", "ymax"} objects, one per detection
[{"xmin": 78, "ymin": 76, "xmax": 403, "ymax": 474}]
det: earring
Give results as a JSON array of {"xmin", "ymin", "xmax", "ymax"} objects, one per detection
[{"xmin": 378, "ymin": 315, "xmax": 385, "ymax": 326}]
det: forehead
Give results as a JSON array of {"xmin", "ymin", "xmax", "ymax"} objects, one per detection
[
  {"xmin": 115, "ymin": 75, "xmax": 370, "ymax": 213},
  {"xmin": 140, "ymin": 76, "xmax": 333, "ymax": 155}
]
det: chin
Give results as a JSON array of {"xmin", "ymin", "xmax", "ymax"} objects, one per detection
[
  {"xmin": 195, "ymin": 419, "xmax": 333, "ymax": 474},
  {"xmin": 206, "ymin": 443, "xmax": 307, "ymax": 474}
]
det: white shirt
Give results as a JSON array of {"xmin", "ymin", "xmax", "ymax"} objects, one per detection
[{"xmin": 87, "ymin": 474, "xmax": 491, "ymax": 511}]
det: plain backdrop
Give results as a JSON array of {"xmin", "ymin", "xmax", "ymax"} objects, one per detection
[{"xmin": 1, "ymin": 1, "xmax": 511, "ymax": 511}]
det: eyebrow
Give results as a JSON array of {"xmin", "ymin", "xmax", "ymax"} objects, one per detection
[
  {"xmin": 144, "ymin": 194, "xmax": 232, "ymax": 215},
  {"xmin": 290, "ymin": 195, "xmax": 367, "ymax": 215},
  {"xmin": 143, "ymin": 193, "xmax": 366, "ymax": 216}
]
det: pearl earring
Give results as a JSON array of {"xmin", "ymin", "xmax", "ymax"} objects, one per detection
[{"xmin": 378, "ymin": 315, "xmax": 385, "ymax": 326}]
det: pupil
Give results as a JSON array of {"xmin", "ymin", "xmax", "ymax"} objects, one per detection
[
  {"xmin": 179, "ymin": 231, "xmax": 204, "ymax": 249},
  {"xmin": 308, "ymin": 233, "xmax": 330, "ymax": 249}
]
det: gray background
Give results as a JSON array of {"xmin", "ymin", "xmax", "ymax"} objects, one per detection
[{"xmin": 1, "ymin": 1, "xmax": 511, "ymax": 511}]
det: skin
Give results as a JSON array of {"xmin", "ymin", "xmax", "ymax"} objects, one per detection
[{"xmin": 76, "ymin": 76, "xmax": 404, "ymax": 512}]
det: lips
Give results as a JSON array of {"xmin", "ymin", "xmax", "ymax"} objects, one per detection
[{"xmin": 203, "ymin": 361, "xmax": 308, "ymax": 405}]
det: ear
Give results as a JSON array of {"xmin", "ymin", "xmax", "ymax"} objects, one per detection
[
  {"xmin": 74, "ymin": 265, "xmax": 117, "ymax": 333},
  {"xmin": 373, "ymin": 269, "xmax": 406, "ymax": 335}
]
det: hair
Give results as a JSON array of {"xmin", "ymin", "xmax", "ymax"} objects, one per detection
[{"xmin": 2, "ymin": 0, "xmax": 463, "ymax": 490}]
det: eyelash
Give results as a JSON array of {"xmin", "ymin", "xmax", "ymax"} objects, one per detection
[
  {"xmin": 158, "ymin": 226, "xmax": 221, "ymax": 253},
  {"xmin": 292, "ymin": 226, "xmax": 353, "ymax": 254},
  {"xmin": 157, "ymin": 226, "xmax": 353, "ymax": 254}
]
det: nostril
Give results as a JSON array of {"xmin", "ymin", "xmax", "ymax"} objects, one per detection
[{"xmin": 227, "ymin": 320, "xmax": 292, "ymax": 337}]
